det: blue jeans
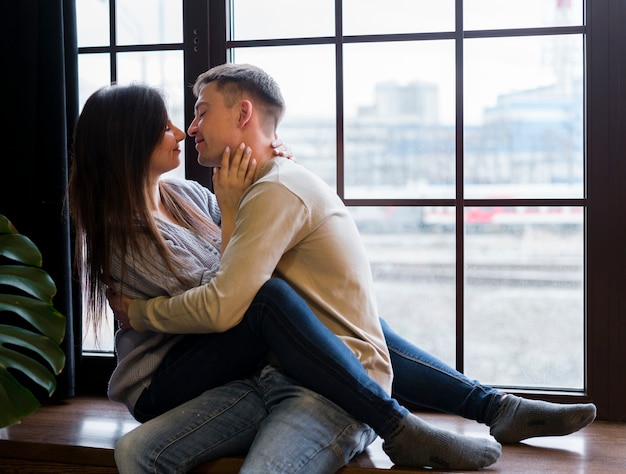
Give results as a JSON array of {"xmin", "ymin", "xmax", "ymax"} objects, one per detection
[
  {"xmin": 116, "ymin": 366, "xmax": 376, "ymax": 474},
  {"xmin": 380, "ymin": 319, "xmax": 502, "ymax": 424},
  {"xmin": 134, "ymin": 278, "xmax": 407, "ymax": 438},
  {"xmin": 134, "ymin": 278, "xmax": 501, "ymax": 437}
]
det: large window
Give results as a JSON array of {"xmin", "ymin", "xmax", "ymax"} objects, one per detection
[
  {"xmin": 219, "ymin": 0, "xmax": 585, "ymax": 391},
  {"xmin": 77, "ymin": 0, "xmax": 626, "ymax": 420}
]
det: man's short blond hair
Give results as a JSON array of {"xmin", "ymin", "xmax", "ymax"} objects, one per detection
[{"xmin": 193, "ymin": 63, "xmax": 285, "ymax": 134}]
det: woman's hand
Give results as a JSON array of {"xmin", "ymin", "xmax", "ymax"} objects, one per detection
[
  {"xmin": 213, "ymin": 143, "xmax": 257, "ymax": 217},
  {"xmin": 272, "ymin": 136, "xmax": 296, "ymax": 161},
  {"xmin": 213, "ymin": 143, "xmax": 257, "ymax": 253}
]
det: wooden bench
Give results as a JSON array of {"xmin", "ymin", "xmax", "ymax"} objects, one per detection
[{"xmin": 0, "ymin": 396, "xmax": 417, "ymax": 473}]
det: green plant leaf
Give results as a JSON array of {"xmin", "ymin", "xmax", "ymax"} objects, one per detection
[
  {"xmin": 0, "ymin": 295, "xmax": 66, "ymax": 344},
  {"xmin": 0, "ymin": 215, "xmax": 18, "ymax": 235},
  {"xmin": 0, "ymin": 215, "xmax": 66, "ymax": 429},
  {"xmin": 0, "ymin": 266, "xmax": 57, "ymax": 303},
  {"xmin": 0, "ymin": 234, "xmax": 43, "ymax": 267},
  {"xmin": 0, "ymin": 345, "xmax": 58, "ymax": 393},
  {"xmin": 0, "ymin": 324, "xmax": 66, "ymax": 375},
  {"xmin": 0, "ymin": 369, "xmax": 41, "ymax": 428}
]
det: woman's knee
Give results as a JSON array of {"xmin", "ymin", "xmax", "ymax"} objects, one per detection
[
  {"xmin": 252, "ymin": 278, "xmax": 295, "ymax": 317},
  {"xmin": 259, "ymin": 277, "xmax": 290, "ymax": 297}
]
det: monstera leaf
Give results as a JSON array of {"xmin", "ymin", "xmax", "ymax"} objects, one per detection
[{"xmin": 0, "ymin": 214, "xmax": 66, "ymax": 428}]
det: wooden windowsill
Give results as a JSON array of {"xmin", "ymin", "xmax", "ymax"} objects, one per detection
[{"xmin": 0, "ymin": 395, "xmax": 622, "ymax": 473}]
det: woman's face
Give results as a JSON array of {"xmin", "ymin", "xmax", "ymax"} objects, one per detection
[{"xmin": 149, "ymin": 119, "xmax": 186, "ymax": 177}]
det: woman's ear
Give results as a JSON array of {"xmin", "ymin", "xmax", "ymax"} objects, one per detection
[{"xmin": 238, "ymin": 100, "xmax": 253, "ymax": 128}]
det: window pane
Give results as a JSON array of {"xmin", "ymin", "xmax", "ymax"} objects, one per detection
[
  {"xmin": 464, "ymin": 207, "xmax": 584, "ymax": 389},
  {"xmin": 116, "ymin": 0, "xmax": 183, "ymax": 45},
  {"xmin": 352, "ymin": 206, "xmax": 456, "ymax": 367},
  {"xmin": 464, "ymin": 0, "xmax": 584, "ymax": 30},
  {"xmin": 117, "ymin": 50, "xmax": 183, "ymax": 92},
  {"xmin": 233, "ymin": 45, "xmax": 337, "ymax": 187},
  {"xmin": 464, "ymin": 35, "xmax": 584, "ymax": 198},
  {"xmin": 117, "ymin": 51, "xmax": 185, "ymax": 178},
  {"xmin": 344, "ymin": 41, "xmax": 455, "ymax": 199},
  {"xmin": 231, "ymin": 0, "xmax": 334, "ymax": 40},
  {"xmin": 344, "ymin": 0, "xmax": 454, "ymax": 35},
  {"xmin": 76, "ymin": 0, "xmax": 110, "ymax": 47},
  {"xmin": 82, "ymin": 308, "xmax": 115, "ymax": 352},
  {"xmin": 78, "ymin": 53, "xmax": 111, "ymax": 110}
]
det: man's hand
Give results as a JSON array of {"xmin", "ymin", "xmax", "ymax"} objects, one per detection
[{"xmin": 106, "ymin": 286, "xmax": 134, "ymax": 331}]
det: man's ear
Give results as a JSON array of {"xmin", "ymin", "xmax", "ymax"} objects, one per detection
[{"xmin": 237, "ymin": 100, "xmax": 253, "ymax": 128}]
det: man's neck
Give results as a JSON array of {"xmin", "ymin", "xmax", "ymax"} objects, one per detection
[{"xmin": 242, "ymin": 135, "xmax": 274, "ymax": 169}]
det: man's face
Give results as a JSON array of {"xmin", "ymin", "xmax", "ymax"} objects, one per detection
[{"xmin": 188, "ymin": 82, "xmax": 239, "ymax": 168}]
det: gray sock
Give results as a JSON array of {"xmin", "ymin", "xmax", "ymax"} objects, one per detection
[
  {"xmin": 489, "ymin": 394, "xmax": 597, "ymax": 443},
  {"xmin": 383, "ymin": 413, "xmax": 501, "ymax": 470}
]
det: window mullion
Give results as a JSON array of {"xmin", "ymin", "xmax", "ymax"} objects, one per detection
[{"xmin": 455, "ymin": 0, "xmax": 465, "ymax": 375}]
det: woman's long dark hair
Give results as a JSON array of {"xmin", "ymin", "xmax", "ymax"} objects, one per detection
[{"xmin": 68, "ymin": 84, "xmax": 219, "ymax": 336}]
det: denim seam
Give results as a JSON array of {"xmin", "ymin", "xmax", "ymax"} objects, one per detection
[
  {"xmin": 150, "ymin": 387, "xmax": 259, "ymax": 473},
  {"xmin": 388, "ymin": 345, "xmax": 492, "ymax": 395},
  {"xmin": 296, "ymin": 421, "xmax": 373, "ymax": 473},
  {"xmin": 388, "ymin": 344, "xmax": 502, "ymax": 424}
]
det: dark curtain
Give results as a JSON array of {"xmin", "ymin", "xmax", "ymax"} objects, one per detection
[{"xmin": 1, "ymin": 0, "xmax": 79, "ymax": 399}]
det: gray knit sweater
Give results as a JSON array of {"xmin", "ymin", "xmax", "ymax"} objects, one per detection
[{"xmin": 107, "ymin": 178, "xmax": 222, "ymax": 413}]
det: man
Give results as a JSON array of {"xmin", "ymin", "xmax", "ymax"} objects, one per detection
[{"xmin": 112, "ymin": 63, "xmax": 502, "ymax": 472}]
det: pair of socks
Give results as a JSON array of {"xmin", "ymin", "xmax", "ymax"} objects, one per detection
[
  {"xmin": 381, "ymin": 395, "xmax": 596, "ymax": 469},
  {"xmin": 489, "ymin": 394, "xmax": 597, "ymax": 443}
]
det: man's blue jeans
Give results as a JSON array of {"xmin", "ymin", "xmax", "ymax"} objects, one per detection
[
  {"xmin": 115, "ymin": 366, "xmax": 376, "ymax": 474},
  {"xmin": 134, "ymin": 278, "xmax": 501, "ymax": 437}
]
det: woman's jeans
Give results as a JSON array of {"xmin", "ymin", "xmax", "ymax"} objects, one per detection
[
  {"xmin": 380, "ymin": 318, "xmax": 501, "ymax": 424},
  {"xmin": 117, "ymin": 366, "xmax": 376, "ymax": 474},
  {"xmin": 134, "ymin": 278, "xmax": 501, "ymax": 437}
]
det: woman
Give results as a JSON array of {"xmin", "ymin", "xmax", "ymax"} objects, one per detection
[{"xmin": 68, "ymin": 83, "xmax": 594, "ymax": 469}]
